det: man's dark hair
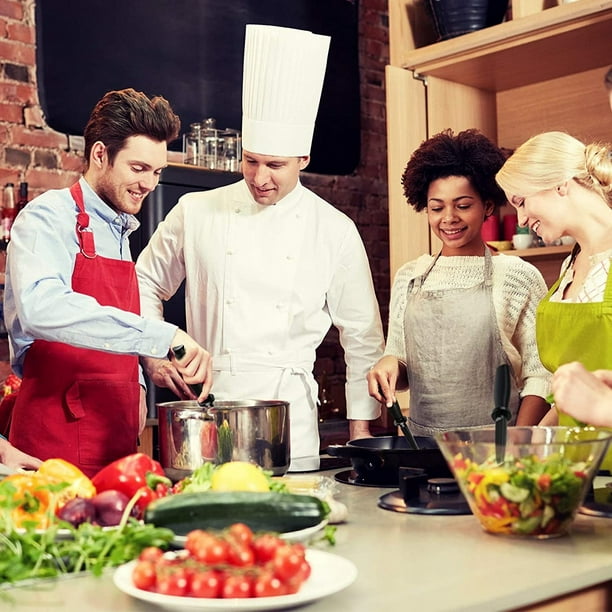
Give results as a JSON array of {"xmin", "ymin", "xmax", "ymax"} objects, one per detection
[
  {"xmin": 401, "ymin": 128, "xmax": 508, "ymax": 212},
  {"xmin": 83, "ymin": 88, "xmax": 181, "ymax": 167}
]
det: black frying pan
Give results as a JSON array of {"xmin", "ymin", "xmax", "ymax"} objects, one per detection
[{"xmin": 326, "ymin": 436, "xmax": 451, "ymax": 485}]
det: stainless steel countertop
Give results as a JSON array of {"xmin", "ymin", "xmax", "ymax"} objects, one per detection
[{"xmin": 4, "ymin": 469, "xmax": 612, "ymax": 611}]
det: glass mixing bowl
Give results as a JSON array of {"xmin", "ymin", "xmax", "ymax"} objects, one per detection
[{"xmin": 435, "ymin": 426, "xmax": 612, "ymax": 538}]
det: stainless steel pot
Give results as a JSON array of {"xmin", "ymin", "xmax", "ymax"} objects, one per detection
[{"xmin": 157, "ymin": 399, "xmax": 290, "ymax": 481}]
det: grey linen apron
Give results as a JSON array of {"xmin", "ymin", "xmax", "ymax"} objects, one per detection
[{"xmin": 404, "ymin": 249, "xmax": 519, "ymax": 437}]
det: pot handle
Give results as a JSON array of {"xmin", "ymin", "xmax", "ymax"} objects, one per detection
[{"xmin": 326, "ymin": 444, "xmax": 355, "ymax": 458}]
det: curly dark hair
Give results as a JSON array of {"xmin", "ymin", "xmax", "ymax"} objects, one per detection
[
  {"xmin": 401, "ymin": 129, "xmax": 508, "ymax": 212},
  {"xmin": 83, "ymin": 88, "xmax": 181, "ymax": 168}
]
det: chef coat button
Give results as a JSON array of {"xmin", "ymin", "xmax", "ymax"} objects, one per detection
[
  {"xmin": 234, "ymin": 208, "xmax": 241, "ymax": 214},
  {"xmin": 286, "ymin": 255, "xmax": 294, "ymax": 261},
  {"xmin": 226, "ymin": 299, "xmax": 233, "ymax": 305},
  {"xmin": 227, "ymin": 250, "xmax": 233, "ymax": 255},
  {"xmin": 276, "ymin": 303, "xmax": 283, "ymax": 309}
]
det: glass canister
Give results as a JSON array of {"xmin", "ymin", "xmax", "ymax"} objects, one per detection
[
  {"xmin": 201, "ymin": 117, "xmax": 219, "ymax": 170},
  {"xmin": 219, "ymin": 129, "xmax": 241, "ymax": 172},
  {"xmin": 184, "ymin": 122, "xmax": 202, "ymax": 165}
]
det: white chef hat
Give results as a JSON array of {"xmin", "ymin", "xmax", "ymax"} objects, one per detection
[{"xmin": 242, "ymin": 24, "xmax": 331, "ymax": 157}]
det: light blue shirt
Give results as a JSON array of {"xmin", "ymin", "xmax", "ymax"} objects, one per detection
[{"xmin": 4, "ymin": 178, "xmax": 176, "ymax": 378}]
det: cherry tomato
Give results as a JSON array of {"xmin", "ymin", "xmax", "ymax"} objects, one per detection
[
  {"xmin": 138, "ymin": 546, "xmax": 164, "ymax": 563},
  {"xmin": 252, "ymin": 533, "xmax": 283, "ymax": 564},
  {"xmin": 190, "ymin": 569, "xmax": 223, "ymax": 598},
  {"xmin": 132, "ymin": 560, "xmax": 157, "ymax": 591},
  {"xmin": 156, "ymin": 568, "xmax": 189, "ymax": 597},
  {"xmin": 222, "ymin": 573, "xmax": 253, "ymax": 598},
  {"xmin": 272, "ymin": 544, "xmax": 306, "ymax": 582},
  {"xmin": 227, "ymin": 522, "xmax": 254, "ymax": 547},
  {"xmin": 285, "ymin": 558, "xmax": 312, "ymax": 594},
  {"xmin": 186, "ymin": 532, "xmax": 229, "ymax": 564},
  {"xmin": 253, "ymin": 570, "xmax": 287, "ymax": 598},
  {"xmin": 227, "ymin": 543, "xmax": 255, "ymax": 567}
]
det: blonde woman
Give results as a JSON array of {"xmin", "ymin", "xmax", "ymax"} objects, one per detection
[{"xmin": 496, "ymin": 131, "xmax": 612, "ymax": 431}]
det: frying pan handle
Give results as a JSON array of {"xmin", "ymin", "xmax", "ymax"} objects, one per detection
[{"xmin": 326, "ymin": 444, "xmax": 355, "ymax": 458}]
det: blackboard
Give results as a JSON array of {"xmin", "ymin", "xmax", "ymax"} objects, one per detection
[{"xmin": 35, "ymin": 0, "xmax": 360, "ymax": 175}]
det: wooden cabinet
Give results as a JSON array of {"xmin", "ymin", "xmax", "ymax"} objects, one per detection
[{"xmin": 386, "ymin": 0, "xmax": 612, "ymax": 281}]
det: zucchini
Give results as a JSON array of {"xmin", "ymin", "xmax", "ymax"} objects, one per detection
[{"xmin": 144, "ymin": 491, "xmax": 328, "ymax": 536}]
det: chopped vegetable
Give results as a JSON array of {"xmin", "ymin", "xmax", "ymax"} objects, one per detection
[{"xmin": 451, "ymin": 452, "xmax": 590, "ymax": 536}]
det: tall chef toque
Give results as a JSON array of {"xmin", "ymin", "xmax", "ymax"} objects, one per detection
[{"xmin": 242, "ymin": 24, "xmax": 331, "ymax": 157}]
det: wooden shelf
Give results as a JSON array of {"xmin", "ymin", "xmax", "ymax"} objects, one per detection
[
  {"xmin": 507, "ymin": 244, "xmax": 573, "ymax": 259},
  {"xmin": 400, "ymin": 0, "xmax": 612, "ymax": 91}
]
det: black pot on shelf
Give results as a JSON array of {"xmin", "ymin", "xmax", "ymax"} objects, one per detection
[{"xmin": 427, "ymin": 0, "xmax": 509, "ymax": 41}]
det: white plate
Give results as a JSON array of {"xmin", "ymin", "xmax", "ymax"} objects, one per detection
[
  {"xmin": 171, "ymin": 520, "xmax": 328, "ymax": 547},
  {"xmin": 113, "ymin": 548, "xmax": 357, "ymax": 611}
]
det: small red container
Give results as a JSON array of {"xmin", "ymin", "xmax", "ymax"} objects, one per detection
[{"xmin": 481, "ymin": 214, "xmax": 500, "ymax": 242}]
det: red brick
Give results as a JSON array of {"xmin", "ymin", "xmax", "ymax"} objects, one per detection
[
  {"xmin": 0, "ymin": 82, "xmax": 35, "ymax": 104},
  {"xmin": 0, "ymin": 102, "xmax": 23, "ymax": 123},
  {"xmin": 0, "ymin": 0, "xmax": 23, "ymax": 20},
  {"xmin": 0, "ymin": 168, "xmax": 20, "ymax": 184},
  {"xmin": 58, "ymin": 150, "xmax": 85, "ymax": 173},
  {"xmin": 0, "ymin": 39, "xmax": 34, "ymax": 63},
  {"xmin": 6, "ymin": 21, "xmax": 34, "ymax": 43}
]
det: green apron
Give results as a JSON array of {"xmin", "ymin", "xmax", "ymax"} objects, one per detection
[{"xmin": 536, "ymin": 250, "xmax": 612, "ymax": 470}]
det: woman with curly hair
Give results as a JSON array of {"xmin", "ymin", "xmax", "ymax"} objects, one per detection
[
  {"xmin": 496, "ymin": 131, "xmax": 612, "ymax": 434},
  {"xmin": 367, "ymin": 129, "xmax": 550, "ymax": 434}
]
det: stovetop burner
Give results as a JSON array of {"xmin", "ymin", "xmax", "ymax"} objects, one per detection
[
  {"xmin": 334, "ymin": 469, "xmax": 397, "ymax": 488},
  {"xmin": 378, "ymin": 467, "xmax": 471, "ymax": 515},
  {"xmin": 378, "ymin": 487, "xmax": 471, "ymax": 515}
]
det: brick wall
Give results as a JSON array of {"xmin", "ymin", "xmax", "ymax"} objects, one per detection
[{"xmin": 0, "ymin": 0, "xmax": 391, "ymax": 421}]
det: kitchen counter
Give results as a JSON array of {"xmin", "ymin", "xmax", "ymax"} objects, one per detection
[{"xmin": 3, "ymin": 468, "xmax": 612, "ymax": 611}]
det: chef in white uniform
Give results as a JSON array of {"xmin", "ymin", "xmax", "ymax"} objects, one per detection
[{"xmin": 136, "ymin": 25, "xmax": 385, "ymax": 471}]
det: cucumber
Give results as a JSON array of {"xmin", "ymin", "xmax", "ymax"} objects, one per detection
[{"xmin": 144, "ymin": 491, "xmax": 328, "ymax": 536}]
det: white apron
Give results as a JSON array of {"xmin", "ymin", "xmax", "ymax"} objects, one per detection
[
  {"xmin": 404, "ymin": 249, "xmax": 519, "ymax": 437},
  {"xmin": 211, "ymin": 352, "xmax": 319, "ymax": 472}
]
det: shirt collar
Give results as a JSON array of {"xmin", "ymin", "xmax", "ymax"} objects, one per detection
[{"xmin": 79, "ymin": 177, "xmax": 140, "ymax": 232}]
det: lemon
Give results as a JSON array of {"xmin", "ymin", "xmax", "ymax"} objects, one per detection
[{"xmin": 210, "ymin": 461, "xmax": 270, "ymax": 492}]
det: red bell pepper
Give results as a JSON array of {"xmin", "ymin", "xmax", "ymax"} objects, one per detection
[{"xmin": 92, "ymin": 453, "xmax": 171, "ymax": 517}]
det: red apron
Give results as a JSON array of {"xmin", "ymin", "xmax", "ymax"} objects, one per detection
[{"xmin": 9, "ymin": 183, "xmax": 141, "ymax": 477}]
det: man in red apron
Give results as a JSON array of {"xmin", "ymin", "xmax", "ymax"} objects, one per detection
[{"xmin": 4, "ymin": 89, "xmax": 212, "ymax": 477}]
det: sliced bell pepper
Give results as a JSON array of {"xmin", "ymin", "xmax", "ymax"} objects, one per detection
[{"xmin": 91, "ymin": 453, "xmax": 171, "ymax": 517}]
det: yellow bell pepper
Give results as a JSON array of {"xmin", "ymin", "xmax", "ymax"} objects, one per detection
[
  {"xmin": 1, "ymin": 473, "xmax": 53, "ymax": 529},
  {"xmin": 36, "ymin": 458, "xmax": 96, "ymax": 507}
]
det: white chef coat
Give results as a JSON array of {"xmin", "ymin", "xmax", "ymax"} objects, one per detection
[{"xmin": 136, "ymin": 179, "xmax": 384, "ymax": 471}]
